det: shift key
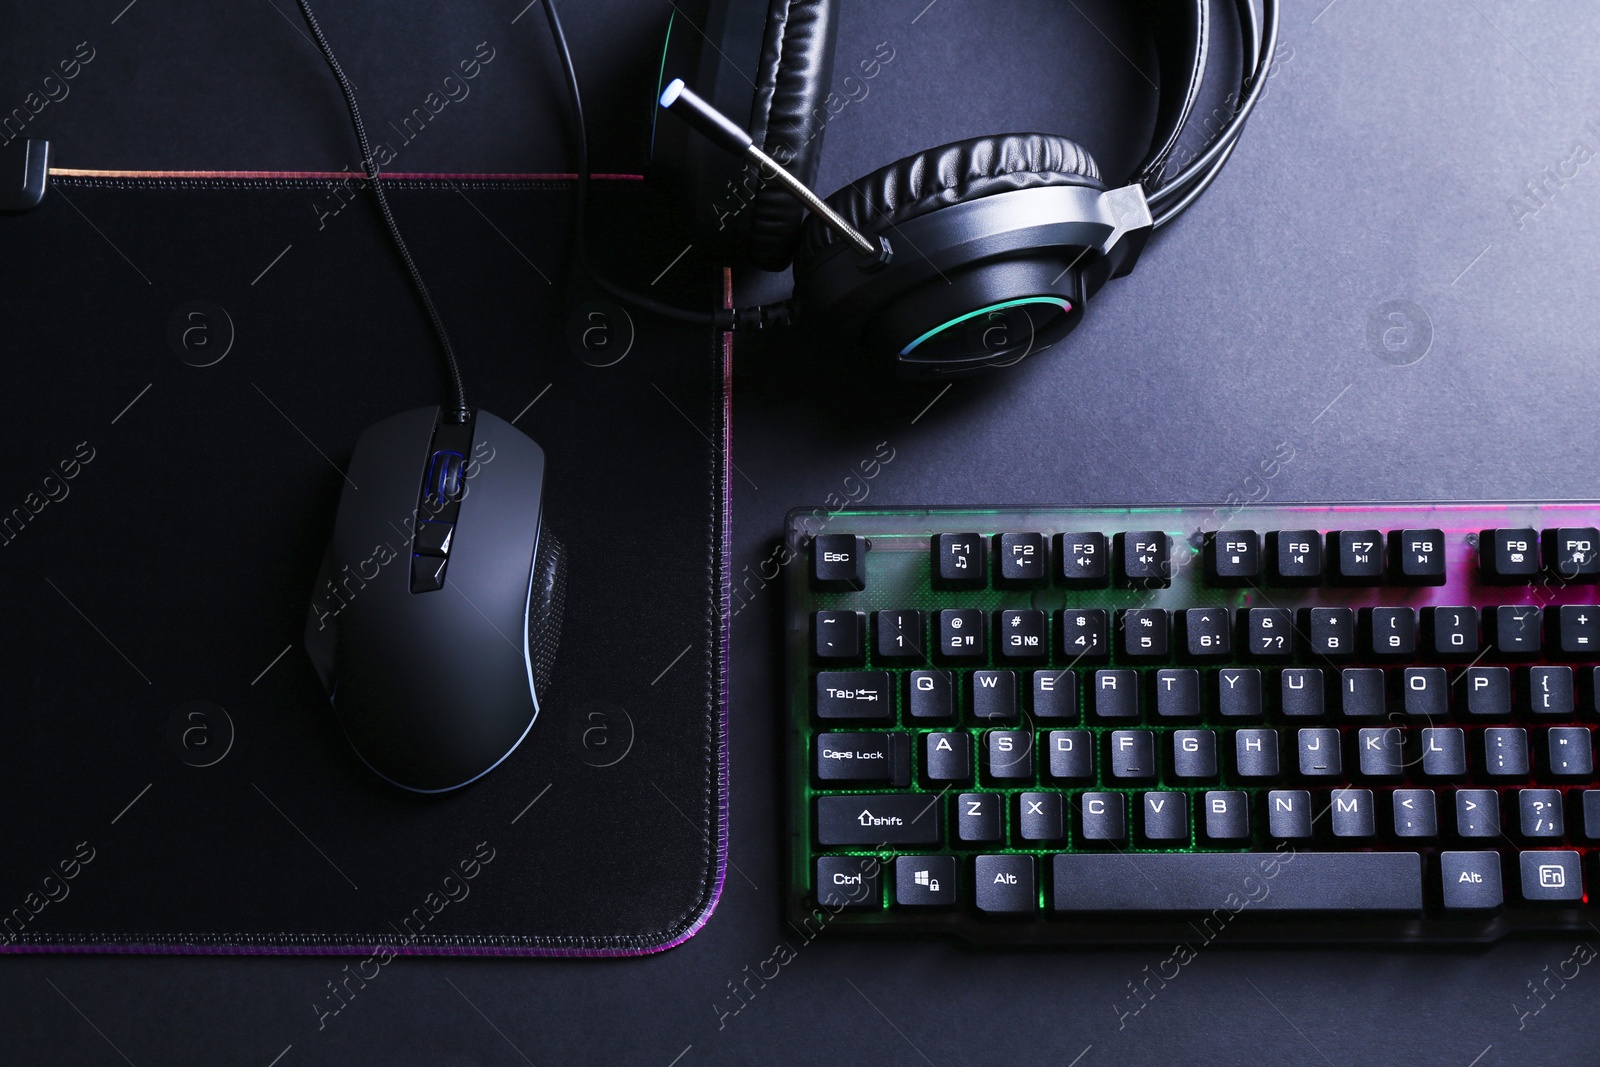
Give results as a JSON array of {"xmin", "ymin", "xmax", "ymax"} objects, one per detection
[
  {"xmin": 815, "ymin": 733, "xmax": 911, "ymax": 786},
  {"xmin": 816, "ymin": 794, "xmax": 942, "ymax": 846}
]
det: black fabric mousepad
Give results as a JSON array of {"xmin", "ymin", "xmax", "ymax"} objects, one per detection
[{"xmin": 0, "ymin": 174, "xmax": 727, "ymax": 954}]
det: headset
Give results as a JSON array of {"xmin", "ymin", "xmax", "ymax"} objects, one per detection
[{"xmin": 544, "ymin": 0, "xmax": 1279, "ymax": 378}]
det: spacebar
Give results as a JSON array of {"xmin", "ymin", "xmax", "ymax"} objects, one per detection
[{"xmin": 1051, "ymin": 852, "xmax": 1422, "ymax": 912}]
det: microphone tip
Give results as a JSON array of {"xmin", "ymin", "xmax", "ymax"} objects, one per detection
[{"xmin": 659, "ymin": 78, "xmax": 685, "ymax": 108}]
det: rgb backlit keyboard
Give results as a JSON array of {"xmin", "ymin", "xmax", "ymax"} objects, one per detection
[{"xmin": 784, "ymin": 505, "xmax": 1600, "ymax": 943}]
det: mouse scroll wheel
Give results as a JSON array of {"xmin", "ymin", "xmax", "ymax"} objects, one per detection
[{"xmin": 430, "ymin": 450, "xmax": 466, "ymax": 501}]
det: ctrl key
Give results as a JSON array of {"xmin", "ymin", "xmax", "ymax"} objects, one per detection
[
  {"xmin": 1441, "ymin": 851, "xmax": 1503, "ymax": 911},
  {"xmin": 815, "ymin": 856, "xmax": 882, "ymax": 910}
]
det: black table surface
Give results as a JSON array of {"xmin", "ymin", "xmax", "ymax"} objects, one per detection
[{"xmin": 5, "ymin": 0, "xmax": 1600, "ymax": 1062}]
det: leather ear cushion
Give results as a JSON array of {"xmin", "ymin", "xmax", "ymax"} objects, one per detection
[
  {"xmin": 797, "ymin": 133, "xmax": 1104, "ymax": 264},
  {"xmin": 743, "ymin": 0, "xmax": 837, "ymax": 271}
]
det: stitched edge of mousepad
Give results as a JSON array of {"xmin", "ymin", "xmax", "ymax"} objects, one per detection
[{"xmin": 0, "ymin": 176, "xmax": 727, "ymax": 955}]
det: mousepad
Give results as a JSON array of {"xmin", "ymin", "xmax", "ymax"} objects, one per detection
[{"xmin": 0, "ymin": 172, "xmax": 728, "ymax": 955}]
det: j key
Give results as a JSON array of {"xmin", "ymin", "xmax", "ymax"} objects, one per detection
[
  {"xmin": 1016, "ymin": 793, "xmax": 1065, "ymax": 842},
  {"xmin": 1116, "ymin": 531, "xmax": 1171, "ymax": 588},
  {"xmin": 816, "ymin": 794, "xmax": 941, "ymax": 846},
  {"xmin": 1529, "ymin": 666, "xmax": 1574, "ymax": 716},
  {"xmin": 932, "ymin": 532, "xmax": 986, "ymax": 587},
  {"xmin": 1268, "ymin": 529, "xmax": 1323, "ymax": 584},
  {"xmin": 1545, "ymin": 527, "xmax": 1600, "ymax": 581},
  {"xmin": 1547, "ymin": 727, "xmax": 1594, "ymax": 777},
  {"xmin": 815, "ymin": 671, "xmax": 892, "ymax": 721},
  {"xmin": 1357, "ymin": 727, "xmax": 1405, "ymax": 777},
  {"xmin": 1110, "ymin": 731, "xmax": 1156, "ymax": 780},
  {"xmin": 1056, "ymin": 531, "xmax": 1109, "ymax": 587},
  {"xmin": 996, "ymin": 609, "xmax": 1047, "ymax": 661},
  {"xmin": 1298, "ymin": 728, "xmax": 1342, "ymax": 777},
  {"xmin": 1140, "ymin": 792, "xmax": 1189, "ymax": 843},
  {"xmin": 815, "ymin": 856, "xmax": 880, "ymax": 910},
  {"xmin": 1032, "ymin": 670, "xmax": 1077, "ymax": 720},
  {"xmin": 896, "ymin": 855, "xmax": 957, "ymax": 907},
  {"xmin": 1519, "ymin": 789, "xmax": 1564, "ymax": 839},
  {"xmin": 1305, "ymin": 607, "xmax": 1356, "ymax": 657},
  {"xmin": 1203, "ymin": 791, "xmax": 1250, "ymax": 841},
  {"xmin": 957, "ymin": 793, "xmax": 1003, "ymax": 843},
  {"xmin": 937, "ymin": 608, "xmax": 986, "ymax": 660},
  {"xmin": 1482, "ymin": 527, "xmax": 1540, "ymax": 582},
  {"xmin": 1056, "ymin": 609, "xmax": 1109, "ymax": 662},
  {"xmin": 1330, "ymin": 529, "xmax": 1384, "ymax": 584},
  {"xmin": 1267, "ymin": 790, "xmax": 1313, "ymax": 839},
  {"xmin": 1441, "ymin": 851, "xmax": 1502, "ymax": 910},
  {"xmin": 1393, "ymin": 789, "xmax": 1438, "ymax": 837},
  {"xmin": 1456, "ymin": 789, "xmax": 1500, "ymax": 836},
  {"xmin": 1281, "ymin": 669, "xmax": 1325, "ymax": 717},
  {"xmin": 1330, "ymin": 788, "xmax": 1376, "ymax": 838},
  {"xmin": 874, "ymin": 609, "xmax": 925, "ymax": 661},
  {"xmin": 1046, "ymin": 730, "xmax": 1094, "ymax": 780},
  {"xmin": 1206, "ymin": 530, "xmax": 1261, "ymax": 584},
  {"xmin": 815, "ymin": 732, "xmax": 911, "ymax": 786},
  {"xmin": 1403, "ymin": 668, "xmax": 1447, "ymax": 719},
  {"xmin": 1339, "ymin": 668, "xmax": 1386, "ymax": 718},
  {"xmin": 1180, "ymin": 607, "xmax": 1232, "ymax": 658},
  {"xmin": 1218, "ymin": 669, "xmax": 1264, "ymax": 718},
  {"xmin": 923, "ymin": 732, "xmax": 971, "ymax": 783},
  {"xmin": 1079, "ymin": 792, "xmax": 1127, "ymax": 842},
  {"xmin": 1490, "ymin": 605, "xmax": 1542, "ymax": 655},
  {"xmin": 813, "ymin": 611, "xmax": 864, "ymax": 660},
  {"xmin": 1485, "ymin": 727, "xmax": 1530, "ymax": 776},
  {"xmin": 985, "ymin": 730, "xmax": 1033, "ymax": 780},
  {"xmin": 1154, "ymin": 669, "xmax": 1202, "ymax": 719},
  {"xmin": 1366, "ymin": 607, "xmax": 1417, "ymax": 656},
  {"xmin": 1235, "ymin": 729, "xmax": 1279, "ymax": 777},
  {"xmin": 812, "ymin": 534, "xmax": 866, "ymax": 590},
  {"xmin": 1420, "ymin": 727, "xmax": 1467, "ymax": 777},
  {"xmin": 1464, "ymin": 667, "xmax": 1511, "ymax": 717},
  {"xmin": 974, "ymin": 855, "xmax": 1037, "ymax": 913},
  {"xmin": 1519, "ymin": 851, "xmax": 1582, "ymax": 902},
  {"xmin": 1389, "ymin": 528, "xmax": 1446, "ymax": 584},
  {"xmin": 1246, "ymin": 608, "xmax": 1295, "ymax": 659},
  {"xmin": 1551, "ymin": 605, "xmax": 1600, "ymax": 655},
  {"xmin": 1117, "ymin": 609, "xmax": 1169, "ymax": 660},
  {"xmin": 971, "ymin": 670, "xmax": 1018, "ymax": 720},
  {"xmin": 1425, "ymin": 607, "xmax": 1479, "ymax": 656},
  {"xmin": 1172, "ymin": 729, "xmax": 1218, "ymax": 779},
  {"xmin": 907, "ymin": 670, "xmax": 954, "ymax": 720},
  {"xmin": 1052, "ymin": 853, "xmax": 1424, "ymax": 911},
  {"xmin": 1092, "ymin": 670, "xmax": 1140, "ymax": 719},
  {"xmin": 996, "ymin": 532, "xmax": 1047, "ymax": 586}
]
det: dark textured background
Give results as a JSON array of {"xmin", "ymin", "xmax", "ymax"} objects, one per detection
[{"xmin": 4, "ymin": 0, "xmax": 1600, "ymax": 1062}]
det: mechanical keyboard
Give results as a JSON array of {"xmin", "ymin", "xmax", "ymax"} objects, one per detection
[{"xmin": 784, "ymin": 504, "xmax": 1600, "ymax": 943}]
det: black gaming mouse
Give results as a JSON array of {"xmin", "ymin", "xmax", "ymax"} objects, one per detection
[{"xmin": 303, "ymin": 407, "xmax": 565, "ymax": 793}]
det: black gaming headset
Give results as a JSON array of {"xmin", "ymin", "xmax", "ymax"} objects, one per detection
[{"xmin": 542, "ymin": 0, "xmax": 1279, "ymax": 378}]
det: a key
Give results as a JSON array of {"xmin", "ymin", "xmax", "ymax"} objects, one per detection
[
  {"xmin": 1172, "ymin": 729, "xmax": 1218, "ymax": 779},
  {"xmin": 937, "ymin": 608, "xmax": 986, "ymax": 660},
  {"xmin": 1305, "ymin": 607, "xmax": 1356, "ymax": 657},
  {"xmin": 1268, "ymin": 529, "xmax": 1323, "ymax": 584},
  {"xmin": 1267, "ymin": 790, "xmax": 1313, "ymax": 839},
  {"xmin": 1180, "ymin": 607, "xmax": 1232, "ymax": 658},
  {"xmin": 984, "ymin": 730, "xmax": 1033, "ymax": 780},
  {"xmin": 812, "ymin": 534, "xmax": 866, "ymax": 590},
  {"xmin": 1079, "ymin": 792, "xmax": 1127, "ymax": 843},
  {"xmin": 907, "ymin": 670, "xmax": 954, "ymax": 720},
  {"xmin": 1464, "ymin": 667, "xmax": 1511, "ymax": 717},
  {"xmin": 1366, "ymin": 607, "xmax": 1417, "ymax": 656},
  {"xmin": 1389, "ymin": 528, "xmax": 1446, "ymax": 584},
  {"xmin": 874, "ymin": 609, "xmax": 925, "ymax": 660},
  {"xmin": 1206, "ymin": 530, "xmax": 1261, "ymax": 584},
  {"xmin": 1217, "ymin": 669, "xmax": 1264, "ymax": 718},
  {"xmin": 1547, "ymin": 727, "xmax": 1593, "ymax": 777},
  {"xmin": 1140, "ymin": 792, "xmax": 1189, "ymax": 843},
  {"xmin": 895, "ymin": 856, "xmax": 958, "ymax": 907},
  {"xmin": 1118, "ymin": 608, "xmax": 1170, "ymax": 660},
  {"xmin": 996, "ymin": 609, "xmax": 1047, "ymax": 661},
  {"xmin": 1109, "ymin": 730, "xmax": 1156, "ymax": 780},
  {"xmin": 1052, "ymin": 853, "xmax": 1423, "ymax": 912},
  {"xmin": 815, "ymin": 732, "xmax": 910, "ymax": 786},
  {"xmin": 1528, "ymin": 666, "xmax": 1574, "ymax": 716},
  {"xmin": 1357, "ymin": 727, "xmax": 1405, "ymax": 777},
  {"xmin": 1455, "ymin": 790, "xmax": 1500, "ymax": 837},
  {"xmin": 1056, "ymin": 608, "xmax": 1109, "ymax": 662},
  {"xmin": 815, "ymin": 856, "xmax": 880, "ymax": 910},
  {"xmin": 1490, "ymin": 606, "xmax": 1542, "ymax": 655},
  {"xmin": 1339, "ymin": 668, "xmax": 1386, "ymax": 718},
  {"xmin": 974, "ymin": 855, "xmax": 1036, "ymax": 913},
  {"xmin": 1392, "ymin": 789, "xmax": 1438, "ymax": 838},
  {"xmin": 1330, "ymin": 529, "xmax": 1384, "ymax": 583},
  {"xmin": 1245, "ymin": 608, "xmax": 1295, "ymax": 659},
  {"xmin": 1092, "ymin": 670, "xmax": 1140, "ymax": 719},
  {"xmin": 815, "ymin": 794, "xmax": 941, "ymax": 846},
  {"xmin": 970, "ymin": 670, "xmax": 1018, "ymax": 720},
  {"xmin": 1551, "ymin": 605, "xmax": 1600, "ymax": 655},
  {"xmin": 957, "ymin": 793, "xmax": 1003, "ymax": 843},
  {"xmin": 1203, "ymin": 791, "xmax": 1250, "ymax": 841},
  {"xmin": 1330, "ymin": 787, "xmax": 1375, "ymax": 838},
  {"xmin": 1420, "ymin": 727, "xmax": 1467, "ymax": 777},
  {"xmin": 1544, "ymin": 527, "xmax": 1600, "ymax": 582},
  {"xmin": 1046, "ymin": 730, "xmax": 1093, "ymax": 780},
  {"xmin": 1031, "ymin": 670, "xmax": 1077, "ymax": 720},
  {"xmin": 1403, "ymin": 667, "xmax": 1447, "ymax": 719},
  {"xmin": 933, "ymin": 532, "xmax": 986, "ymax": 587},
  {"xmin": 813, "ymin": 610, "xmax": 864, "ymax": 661},
  {"xmin": 1519, "ymin": 788, "xmax": 1564, "ymax": 838},
  {"xmin": 1482, "ymin": 527, "xmax": 1539, "ymax": 582},
  {"xmin": 1055, "ymin": 531, "xmax": 1109, "ymax": 587},
  {"xmin": 1425, "ymin": 607, "xmax": 1479, "ymax": 657},
  {"xmin": 815, "ymin": 671, "xmax": 893, "ymax": 722},
  {"xmin": 996, "ymin": 532, "xmax": 1047, "ymax": 586},
  {"xmin": 923, "ymin": 732, "xmax": 971, "ymax": 783},
  {"xmin": 1519, "ymin": 851, "xmax": 1582, "ymax": 902},
  {"xmin": 1297, "ymin": 728, "xmax": 1342, "ymax": 777},
  {"xmin": 1484, "ymin": 727, "xmax": 1530, "ymax": 776},
  {"xmin": 1016, "ymin": 793, "xmax": 1064, "ymax": 843},
  {"xmin": 1281, "ymin": 669, "xmax": 1325, "ymax": 717},
  {"xmin": 1235, "ymin": 729, "xmax": 1279, "ymax": 777},
  {"xmin": 1154, "ymin": 669, "xmax": 1202, "ymax": 719},
  {"xmin": 1441, "ymin": 851, "xmax": 1503, "ymax": 909},
  {"xmin": 1116, "ymin": 531, "xmax": 1171, "ymax": 588}
]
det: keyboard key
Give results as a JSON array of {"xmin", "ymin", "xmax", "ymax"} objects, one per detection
[
  {"xmin": 815, "ymin": 732, "xmax": 911, "ymax": 786},
  {"xmin": 1490, "ymin": 606, "xmax": 1542, "ymax": 655},
  {"xmin": 1552, "ymin": 605, "xmax": 1600, "ymax": 655},
  {"xmin": 1055, "ymin": 531, "xmax": 1108, "ymax": 587},
  {"xmin": 1441, "ymin": 851, "xmax": 1503, "ymax": 910},
  {"xmin": 1118, "ymin": 608, "xmax": 1169, "ymax": 659},
  {"xmin": 1116, "ymin": 531, "xmax": 1171, "ymax": 588},
  {"xmin": 1180, "ymin": 607, "xmax": 1232, "ymax": 658},
  {"xmin": 1485, "ymin": 727, "xmax": 1530, "ymax": 776},
  {"xmin": 813, "ymin": 610, "xmax": 864, "ymax": 660},
  {"xmin": 1281, "ymin": 669, "xmax": 1325, "ymax": 717},
  {"xmin": 970, "ymin": 670, "xmax": 1018, "ymax": 720},
  {"xmin": 984, "ymin": 730, "xmax": 1033, "ymax": 780},
  {"xmin": 1389, "ymin": 528, "xmax": 1446, "ymax": 584},
  {"xmin": 895, "ymin": 856, "xmax": 957, "ymax": 907},
  {"xmin": 974, "ymin": 855, "xmax": 1036, "ymax": 913},
  {"xmin": 1520, "ymin": 851, "xmax": 1582, "ymax": 902},
  {"xmin": 1357, "ymin": 727, "xmax": 1405, "ymax": 777},
  {"xmin": 1482, "ymin": 528, "xmax": 1539, "ymax": 582},
  {"xmin": 996, "ymin": 532, "xmax": 1047, "ymax": 586},
  {"xmin": 1420, "ymin": 727, "xmax": 1467, "ymax": 777},
  {"xmin": 816, "ymin": 794, "xmax": 941, "ymax": 846},
  {"xmin": 1092, "ymin": 670, "xmax": 1139, "ymax": 719},
  {"xmin": 1172, "ymin": 729, "xmax": 1218, "ymax": 779},
  {"xmin": 957, "ymin": 793, "xmax": 1003, "ymax": 843},
  {"xmin": 1245, "ymin": 608, "xmax": 1294, "ymax": 659},
  {"xmin": 1331, "ymin": 788, "xmax": 1376, "ymax": 838},
  {"xmin": 815, "ymin": 671, "xmax": 892, "ymax": 721},
  {"xmin": 1079, "ymin": 792, "xmax": 1127, "ymax": 843},
  {"xmin": 923, "ymin": 732, "xmax": 971, "ymax": 783},
  {"xmin": 1586, "ymin": 791, "xmax": 1600, "ymax": 839},
  {"xmin": 996, "ymin": 609, "xmax": 1047, "ymax": 660},
  {"xmin": 1056, "ymin": 608, "xmax": 1109, "ymax": 662},
  {"xmin": 874, "ymin": 609, "xmax": 925, "ymax": 660},
  {"xmin": 1140, "ymin": 792, "xmax": 1188, "ymax": 843},
  {"xmin": 1203, "ymin": 791, "xmax": 1250, "ymax": 841},
  {"xmin": 1046, "ymin": 730, "xmax": 1093, "ymax": 780},
  {"xmin": 1426, "ymin": 607, "xmax": 1479, "ymax": 656},
  {"xmin": 1393, "ymin": 789, "xmax": 1438, "ymax": 837},
  {"xmin": 815, "ymin": 856, "xmax": 880, "ymax": 909},
  {"xmin": 812, "ymin": 534, "xmax": 866, "ymax": 590},
  {"xmin": 933, "ymin": 532, "xmax": 985, "ymax": 586},
  {"xmin": 1455, "ymin": 790, "xmax": 1500, "ymax": 837},
  {"xmin": 1519, "ymin": 789, "xmax": 1564, "ymax": 839},
  {"xmin": 1403, "ymin": 668, "xmax": 1447, "ymax": 719},
  {"xmin": 1235, "ymin": 729, "xmax": 1279, "ymax": 777},
  {"xmin": 1297, "ymin": 728, "xmax": 1342, "ymax": 777},
  {"xmin": 1306, "ymin": 607, "xmax": 1356, "ymax": 657},
  {"xmin": 1339, "ymin": 668, "xmax": 1386, "ymax": 718},
  {"xmin": 1031, "ymin": 670, "xmax": 1077, "ymax": 720},
  {"xmin": 1330, "ymin": 529, "xmax": 1384, "ymax": 583},
  {"xmin": 1051, "ymin": 852, "xmax": 1423, "ymax": 912},
  {"xmin": 1155, "ymin": 669, "xmax": 1201, "ymax": 719},
  {"xmin": 937, "ymin": 608, "xmax": 986, "ymax": 660},
  {"xmin": 1267, "ymin": 790, "xmax": 1313, "ymax": 839},
  {"xmin": 1206, "ymin": 530, "xmax": 1261, "ymax": 584},
  {"xmin": 1110, "ymin": 730, "xmax": 1156, "ymax": 780},
  {"xmin": 907, "ymin": 670, "xmax": 954, "ymax": 720},
  {"xmin": 1545, "ymin": 527, "xmax": 1600, "ymax": 581},
  {"xmin": 1217, "ymin": 669, "xmax": 1264, "ymax": 718},
  {"xmin": 1366, "ymin": 607, "xmax": 1417, "ymax": 656},
  {"xmin": 1464, "ymin": 667, "xmax": 1511, "ymax": 717},
  {"xmin": 1016, "ymin": 793, "xmax": 1065, "ymax": 843},
  {"xmin": 1547, "ymin": 727, "xmax": 1593, "ymax": 777},
  {"xmin": 1268, "ymin": 529, "xmax": 1323, "ymax": 584},
  {"xmin": 1529, "ymin": 666, "xmax": 1574, "ymax": 716}
]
